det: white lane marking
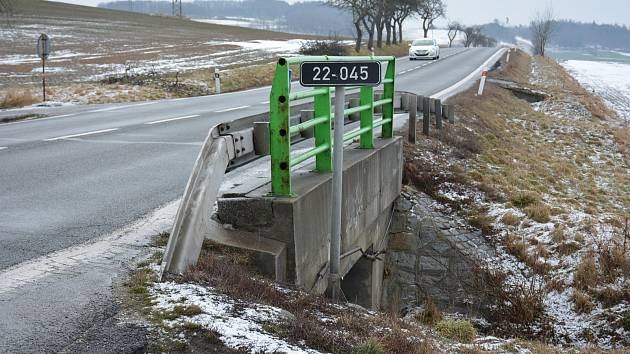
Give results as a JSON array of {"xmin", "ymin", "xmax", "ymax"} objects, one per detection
[
  {"xmin": 0, "ymin": 147, "xmax": 7, "ymax": 151},
  {"xmin": 260, "ymin": 100, "xmax": 270, "ymax": 105},
  {"xmin": 215, "ymin": 105, "xmax": 250, "ymax": 113},
  {"xmin": 88, "ymin": 101, "xmax": 158, "ymax": 113},
  {"xmin": 431, "ymin": 48, "xmax": 505, "ymax": 101},
  {"xmin": 144, "ymin": 114, "xmax": 201, "ymax": 125},
  {"xmin": 65, "ymin": 138, "xmax": 203, "ymax": 146},
  {"xmin": 44, "ymin": 128, "xmax": 119, "ymax": 141},
  {"xmin": 0, "ymin": 112, "xmax": 80, "ymax": 126}
]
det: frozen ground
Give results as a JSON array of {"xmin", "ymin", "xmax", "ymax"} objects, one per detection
[
  {"xmin": 0, "ymin": 0, "xmax": 313, "ymax": 90},
  {"xmin": 562, "ymin": 59, "xmax": 630, "ymax": 122}
]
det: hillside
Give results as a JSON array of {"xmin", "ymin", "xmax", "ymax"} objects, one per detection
[{"xmin": 0, "ymin": 0, "xmax": 316, "ymax": 102}]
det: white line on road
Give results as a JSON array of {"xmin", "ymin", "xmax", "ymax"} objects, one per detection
[
  {"xmin": 44, "ymin": 128, "xmax": 119, "ymax": 141},
  {"xmin": 88, "ymin": 101, "xmax": 158, "ymax": 113},
  {"xmin": 144, "ymin": 114, "xmax": 201, "ymax": 125},
  {"xmin": 215, "ymin": 105, "xmax": 250, "ymax": 113},
  {"xmin": 0, "ymin": 147, "xmax": 7, "ymax": 151},
  {"xmin": 260, "ymin": 101, "xmax": 270, "ymax": 105}
]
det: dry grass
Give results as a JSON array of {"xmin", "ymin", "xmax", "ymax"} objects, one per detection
[
  {"xmin": 0, "ymin": 88, "xmax": 39, "ymax": 108},
  {"xmin": 415, "ymin": 297, "xmax": 442, "ymax": 326},
  {"xmin": 501, "ymin": 212, "xmax": 521, "ymax": 226},
  {"xmin": 572, "ymin": 290, "xmax": 594, "ymax": 314},
  {"xmin": 524, "ymin": 203, "xmax": 552, "ymax": 223},
  {"xmin": 574, "ymin": 253, "xmax": 598, "ymax": 290},
  {"xmin": 490, "ymin": 49, "xmax": 532, "ymax": 84},
  {"xmin": 435, "ymin": 320, "xmax": 477, "ymax": 343},
  {"xmin": 472, "ymin": 264, "xmax": 548, "ymax": 339},
  {"xmin": 174, "ymin": 241, "xmax": 434, "ymax": 354}
]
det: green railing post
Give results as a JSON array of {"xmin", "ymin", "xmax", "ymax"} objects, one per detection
[
  {"xmin": 359, "ymin": 86, "xmax": 374, "ymax": 149},
  {"xmin": 382, "ymin": 59, "xmax": 396, "ymax": 138},
  {"xmin": 269, "ymin": 58, "xmax": 291, "ymax": 196},
  {"xmin": 314, "ymin": 88, "xmax": 332, "ymax": 172}
]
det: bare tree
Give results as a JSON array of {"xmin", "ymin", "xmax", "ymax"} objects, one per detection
[
  {"xmin": 416, "ymin": 0, "xmax": 445, "ymax": 38},
  {"xmin": 447, "ymin": 21, "xmax": 462, "ymax": 47},
  {"xmin": 462, "ymin": 26, "xmax": 479, "ymax": 48},
  {"xmin": 328, "ymin": 0, "xmax": 370, "ymax": 52},
  {"xmin": 531, "ymin": 7, "xmax": 556, "ymax": 57},
  {"xmin": 0, "ymin": 0, "xmax": 13, "ymax": 15},
  {"xmin": 392, "ymin": 0, "xmax": 418, "ymax": 43}
]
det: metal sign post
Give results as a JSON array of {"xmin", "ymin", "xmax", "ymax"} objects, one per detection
[
  {"xmin": 300, "ymin": 60, "xmax": 381, "ymax": 300},
  {"xmin": 36, "ymin": 33, "xmax": 51, "ymax": 102}
]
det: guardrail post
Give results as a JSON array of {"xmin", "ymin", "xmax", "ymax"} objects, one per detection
[
  {"xmin": 359, "ymin": 86, "xmax": 374, "ymax": 149},
  {"xmin": 435, "ymin": 98, "xmax": 443, "ymax": 130},
  {"xmin": 269, "ymin": 58, "xmax": 291, "ymax": 196},
  {"xmin": 447, "ymin": 105, "xmax": 455, "ymax": 124},
  {"xmin": 417, "ymin": 95, "xmax": 424, "ymax": 113},
  {"xmin": 382, "ymin": 59, "xmax": 395, "ymax": 138},
  {"xmin": 253, "ymin": 122, "xmax": 270, "ymax": 155},
  {"xmin": 408, "ymin": 94, "xmax": 417, "ymax": 144},
  {"xmin": 314, "ymin": 86, "xmax": 333, "ymax": 172},
  {"xmin": 423, "ymin": 96, "xmax": 430, "ymax": 136},
  {"xmin": 401, "ymin": 93, "xmax": 409, "ymax": 112}
]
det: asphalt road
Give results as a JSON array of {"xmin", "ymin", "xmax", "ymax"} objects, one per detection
[{"xmin": 0, "ymin": 46, "xmax": 501, "ymax": 353}]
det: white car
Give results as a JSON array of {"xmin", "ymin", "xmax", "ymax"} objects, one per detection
[{"xmin": 409, "ymin": 39, "xmax": 440, "ymax": 60}]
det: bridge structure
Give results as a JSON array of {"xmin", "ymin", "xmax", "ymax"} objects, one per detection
[{"xmin": 162, "ymin": 55, "xmax": 404, "ymax": 308}]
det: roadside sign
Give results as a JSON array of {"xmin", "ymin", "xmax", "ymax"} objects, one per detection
[
  {"xmin": 300, "ymin": 61, "xmax": 381, "ymax": 87},
  {"xmin": 37, "ymin": 33, "xmax": 51, "ymax": 59}
]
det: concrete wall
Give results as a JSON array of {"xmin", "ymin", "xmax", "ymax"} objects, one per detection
[
  {"xmin": 217, "ymin": 137, "xmax": 403, "ymax": 309},
  {"xmin": 382, "ymin": 187, "xmax": 496, "ymax": 314}
]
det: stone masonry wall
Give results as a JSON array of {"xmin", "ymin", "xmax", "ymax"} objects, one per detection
[{"xmin": 382, "ymin": 186, "xmax": 496, "ymax": 314}]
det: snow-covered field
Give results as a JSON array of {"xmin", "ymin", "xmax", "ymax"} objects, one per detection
[{"xmin": 562, "ymin": 58, "xmax": 630, "ymax": 122}]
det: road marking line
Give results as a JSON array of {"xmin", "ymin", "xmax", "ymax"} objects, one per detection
[
  {"xmin": 44, "ymin": 128, "xmax": 119, "ymax": 141},
  {"xmin": 215, "ymin": 105, "xmax": 250, "ymax": 113},
  {"xmin": 260, "ymin": 100, "xmax": 270, "ymax": 105},
  {"xmin": 431, "ymin": 48, "xmax": 505, "ymax": 101},
  {"xmin": 0, "ymin": 147, "xmax": 7, "ymax": 151},
  {"xmin": 88, "ymin": 101, "xmax": 158, "ymax": 113},
  {"xmin": 144, "ymin": 114, "xmax": 201, "ymax": 125}
]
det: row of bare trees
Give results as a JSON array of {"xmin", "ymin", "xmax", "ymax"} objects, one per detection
[
  {"xmin": 446, "ymin": 22, "xmax": 497, "ymax": 48},
  {"xmin": 327, "ymin": 0, "xmax": 446, "ymax": 52}
]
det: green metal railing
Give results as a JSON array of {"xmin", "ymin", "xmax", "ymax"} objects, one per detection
[{"xmin": 269, "ymin": 56, "xmax": 396, "ymax": 196}]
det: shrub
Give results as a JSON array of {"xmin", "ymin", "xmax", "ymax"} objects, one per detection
[
  {"xmin": 524, "ymin": 203, "xmax": 551, "ymax": 223},
  {"xmin": 572, "ymin": 290, "xmax": 594, "ymax": 314},
  {"xmin": 299, "ymin": 39, "xmax": 348, "ymax": 56},
  {"xmin": 501, "ymin": 212, "xmax": 521, "ymax": 226},
  {"xmin": 353, "ymin": 338, "xmax": 384, "ymax": 354},
  {"xmin": 0, "ymin": 88, "xmax": 39, "ymax": 109},
  {"xmin": 435, "ymin": 320, "xmax": 477, "ymax": 343},
  {"xmin": 415, "ymin": 297, "xmax": 442, "ymax": 326},
  {"xmin": 574, "ymin": 253, "xmax": 597, "ymax": 290},
  {"xmin": 510, "ymin": 191, "xmax": 540, "ymax": 209}
]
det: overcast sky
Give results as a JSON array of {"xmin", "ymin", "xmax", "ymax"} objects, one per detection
[{"xmin": 55, "ymin": 0, "xmax": 630, "ymax": 26}]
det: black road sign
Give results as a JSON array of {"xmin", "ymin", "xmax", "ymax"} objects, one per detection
[
  {"xmin": 37, "ymin": 33, "xmax": 51, "ymax": 59},
  {"xmin": 300, "ymin": 61, "xmax": 381, "ymax": 87}
]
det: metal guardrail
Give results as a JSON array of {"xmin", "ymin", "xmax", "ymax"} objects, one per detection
[{"xmin": 269, "ymin": 56, "xmax": 396, "ymax": 196}]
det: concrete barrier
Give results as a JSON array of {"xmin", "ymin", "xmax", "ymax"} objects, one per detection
[{"xmin": 217, "ymin": 137, "xmax": 403, "ymax": 309}]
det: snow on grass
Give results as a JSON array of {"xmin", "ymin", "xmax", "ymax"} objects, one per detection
[
  {"xmin": 561, "ymin": 59, "xmax": 630, "ymax": 121},
  {"xmin": 151, "ymin": 281, "xmax": 321, "ymax": 354},
  {"xmin": 223, "ymin": 39, "xmax": 307, "ymax": 54}
]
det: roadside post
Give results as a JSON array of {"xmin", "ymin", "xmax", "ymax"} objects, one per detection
[
  {"xmin": 408, "ymin": 94, "xmax": 417, "ymax": 144},
  {"xmin": 506, "ymin": 48, "xmax": 511, "ymax": 63},
  {"xmin": 36, "ymin": 33, "xmax": 51, "ymax": 102},
  {"xmin": 214, "ymin": 68, "xmax": 221, "ymax": 94},
  {"xmin": 477, "ymin": 68, "xmax": 488, "ymax": 96},
  {"xmin": 434, "ymin": 99, "xmax": 443, "ymax": 130},
  {"xmin": 299, "ymin": 59, "xmax": 382, "ymax": 300},
  {"xmin": 423, "ymin": 96, "xmax": 431, "ymax": 135}
]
